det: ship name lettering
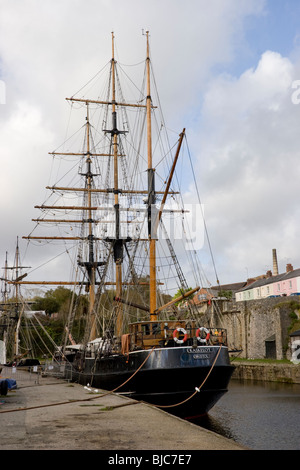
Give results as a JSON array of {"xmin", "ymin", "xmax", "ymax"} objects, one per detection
[
  {"xmin": 193, "ymin": 354, "xmax": 209, "ymax": 359},
  {"xmin": 187, "ymin": 348, "xmax": 211, "ymax": 354}
]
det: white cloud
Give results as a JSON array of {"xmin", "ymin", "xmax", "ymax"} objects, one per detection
[
  {"xmin": 0, "ymin": 100, "xmax": 54, "ymax": 218},
  {"xmin": 194, "ymin": 50, "xmax": 300, "ymax": 283}
]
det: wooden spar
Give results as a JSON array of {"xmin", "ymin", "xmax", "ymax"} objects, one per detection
[
  {"xmin": 152, "ymin": 128, "xmax": 186, "ymax": 237},
  {"xmin": 23, "ymin": 236, "xmax": 90, "ymax": 240},
  {"xmin": 154, "ymin": 286, "xmax": 200, "ymax": 314},
  {"xmin": 46, "ymin": 185, "xmax": 179, "ymax": 195},
  {"xmin": 159, "ymin": 129, "xmax": 185, "ymax": 217},
  {"xmin": 31, "ymin": 219, "xmax": 148, "ymax": 224},
  {"xmin": 146, "ymin": 31, "xmax": 157, "ymax": 321},
  {"xmin": 34, "ymin": 205, "xmax": 99, "ymax": 210},
  {"xmin": 111, "ymin": 285, "xmax": 200, "ymax": 317},
  {"xmin": 65, "ymin": 97, "xmax": 157, "ymax": 109},
  {"xmin": 34, "ymin": 204, "xmax": 186, "ymax": 213},
  {"xmin": 49, "ymin": 152, "xmax": 116, "ymax": 157},
  {"xmin": 23, "ymin": 236, "xmax": 154, "ymax": 242},
  {"xmin": 32, "ymin": 219, "xmax": 90, "ymax": 223},
  {"xmin": 113, "ymin": 296, "xmax": 150, "ymax": 313}
]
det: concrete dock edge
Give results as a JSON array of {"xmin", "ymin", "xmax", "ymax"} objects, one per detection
[{"xmin": 0, "ymin": 372, "xmax": 245, "ymax": 451}]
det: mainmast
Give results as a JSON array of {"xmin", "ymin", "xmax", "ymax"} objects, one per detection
[
  {"xmin": 111, "ymin": 33, "xmax": 123, "ymax": 337},
  {"xmin": 145, "ymin": 31, "xmax": 157, "ymax": 320}
]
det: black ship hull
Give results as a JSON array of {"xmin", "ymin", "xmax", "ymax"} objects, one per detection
[{"xmin": 65, "ymin": 345, "xmax": 235, "ymax": 419}]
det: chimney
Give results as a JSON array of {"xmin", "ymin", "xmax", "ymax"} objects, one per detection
[
  {"xmin": 286, "ymin": 263, "xmax": 293, "ymax": 273},
  {"xmin": 272, "ymin": 249, "xmax": 279, "ymax": 276},
  {"xmin": 266, "ymin": 270, "xmax": 272, "ymax": 278}
]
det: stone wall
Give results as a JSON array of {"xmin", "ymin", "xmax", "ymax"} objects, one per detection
[
  {"xmin": 199, "ymin": 297, "xmax": 300, "ymax": 360},
  {"xmin": 232, "ymin": 362, "xmax": 300, "ymax": 384}
]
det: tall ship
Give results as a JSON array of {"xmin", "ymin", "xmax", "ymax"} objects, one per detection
[{"xmin": 12, "ymin": 32, "xmax": 234, "ymax": 419}]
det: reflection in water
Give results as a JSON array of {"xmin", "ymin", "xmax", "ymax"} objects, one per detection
[
  {"xmin": 189, "ymin": 379, "xmax": 300, "ymax": 450},
  {"xmin": 190, "ymin": 412, "xmax": 238, "ymax": 442}
]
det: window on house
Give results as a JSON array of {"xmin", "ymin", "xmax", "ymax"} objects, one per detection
[
  {"xmin": 289, "ymin": 281, "xmax": 292, "ymax": 288},
  {"xmin": 277, "ymin": 283, "xmax": 280, "ymax": 291}
]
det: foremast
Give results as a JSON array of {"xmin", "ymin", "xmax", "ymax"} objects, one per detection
[{"xmin": 82, "ymin": 103, "xmax": 97, "ymax": 341}]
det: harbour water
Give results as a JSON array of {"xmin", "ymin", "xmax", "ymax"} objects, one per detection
[{"xmin": 191, "ymin": 378, "xmax": 300, "ymax": 450}]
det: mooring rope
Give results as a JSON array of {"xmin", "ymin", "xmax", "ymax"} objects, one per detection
[
  {"xmin": 0, "ymin": 345, "xmax": 223, "ymax": 414},
  {"xmin": 0, "ymin": 347, "xmax": 156, "ymax": 414},
  {"xmin": 151, "ymin": 344, "xmax": 223, "ymax": 409}
]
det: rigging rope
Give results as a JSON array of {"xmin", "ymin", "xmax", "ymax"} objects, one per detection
[{"xmin": 185, "ymin": 135, "xmax": 220, "ymax": 288}]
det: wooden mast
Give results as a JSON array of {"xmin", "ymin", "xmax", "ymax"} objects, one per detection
[
  {"xmin": 111, "ymin": 32, "xmax": 123, "ymax": 337},
  {"xmin": 2, "ymin": 252, "xmax": 8, "ymax": 364},
  {"xmin": 14, "ymin": 240, "xmax": 20, "ymax": 357},
  {"xmin": 86, "ymin": 103, "xmax": 97, "ymax": 341},
  {"xmin": 146, "ymin": 31, "xmax": 157, "ymax": 321},
  {"xmin": 13, "ymin": 238, "xmax": 25, "ymax": 357}
]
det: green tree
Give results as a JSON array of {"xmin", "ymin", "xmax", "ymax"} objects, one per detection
[
  {"xmin": 172, "ymin": 287, "xmax": 192, "ymax": 306},
  {"xmin": 218, "ymin": 289, "xmax": 232, "ymax": 299},
  {"xmin": 31, "ymin": 295, "xmax": 59, "ymax": 315},
  {"xmin": 31, "ymin": 287, "xmax": 74, "ymax": 316}
]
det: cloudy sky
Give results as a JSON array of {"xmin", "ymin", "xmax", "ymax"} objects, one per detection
[{"xmin": 1, "ymin": 0, "xmax": 300, "ymax": 291}]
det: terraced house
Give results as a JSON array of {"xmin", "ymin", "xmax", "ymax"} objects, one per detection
[{"xmin": 235, "ymin": 264, "xmax": 300, "ymax": 301}]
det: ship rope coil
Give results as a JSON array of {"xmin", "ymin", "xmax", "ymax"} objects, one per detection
[
  {"xmin": 196, "ymin": 327, "xmax": 210, "ymax": 344},
  {"xmin": 173, "ymin": 327, "xmax": 188, "ymax": 344}
]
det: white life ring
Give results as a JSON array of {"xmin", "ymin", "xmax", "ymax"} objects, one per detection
[
  {"xmin": 173, "ymin": 327, "xmax": 188, "ymax": 344},
  {"xmin": 196, "ymin": 327, "xmax": 210, "ymax": 344}
]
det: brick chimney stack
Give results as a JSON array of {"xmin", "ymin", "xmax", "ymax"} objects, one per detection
[
  {"xmin": 272, "ymin": 249, "xmax": 279, "ymax": 276},
  {"xmin": 286, "ymin": 263, "xmax": 293, "ymax": 273}
]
